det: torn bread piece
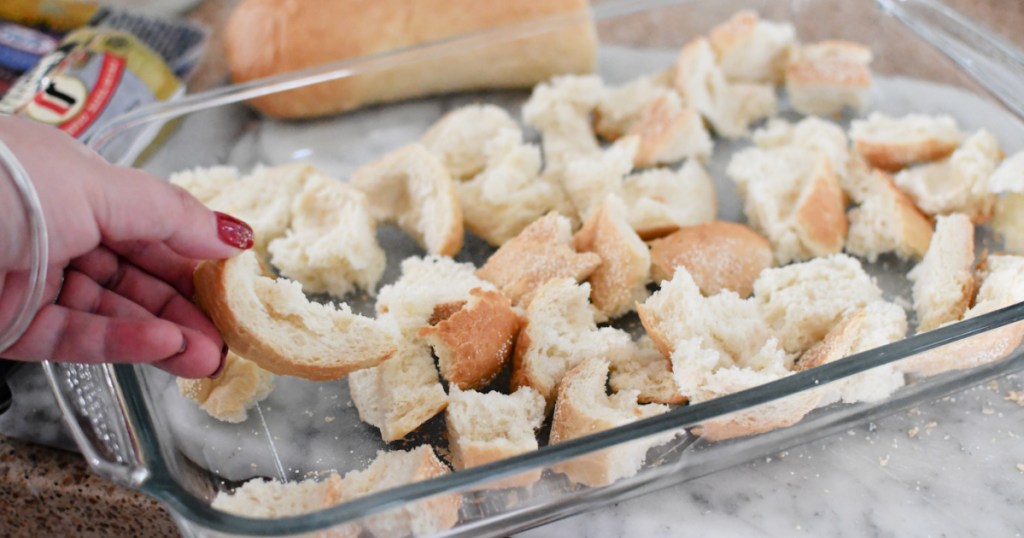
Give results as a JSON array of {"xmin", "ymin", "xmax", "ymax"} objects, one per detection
[
  {"xmin": 626, "ymin": 91, "xmax": 712, "ymax": 167},
  {"xmin": 421, "ymin": 104, "xmax": 521, "ymax": 180},
  {"xmin": 341, "ymin": 446, "xmax": 460, "ymax": 538},
  {"xmin": 446, "ymin": 387, "xmax": 545, "ymax": 488},
  {"xmin": 477, "ymin": 213, "xmax": 601, "ymax": 307},
  {"xmin": 727, "ymin": 146, "xmax": 847, "ymax": 264},
  {"xmin": 268, "ymin": 173, "xmax": 386, "ymax": 297},
  {"xmin": 754, "ymin": 254, "xmax": 882, "ymax": 355},
  {"xmin": 194, "ymin": 251, "xmax": 398, "ymax": 381},
  {"xmin": 621, "ymin": 160, "xmax": 717, "ymax": 240},
  {"xmin": 573, "ymin": 195, "xmax": 651, "ymax": 321},
  {"xmin": 893, "ymin": 129, "xmax": 1002, "ymax": 223},
  {"xmin": 202, "ymin": 163, "xmax": 313, "ymax": 256},
  {"xmin": 846, "ymin": 169, "xmax": 934, "ymax": 262},
  {"xmin": 560, "ymin": 136, "xmax": 638, "ymax": 222},
  {"xmin": 419, "ymin": 288, "xmax": 521, "ymax": 391},
  {"xmin": 456, "ymin": 128, "xmax": 562, "ymax": 246},
  {"xmin": 908, "ymin": 213, "xmax": 975, "ymax": 333},
  {"xmin": 550, "ymin": 358, "xmax": 671, "ymax": 487},
  {"xmin": 988, "ymin": 151, "xmax": 1024, "ymax": 254},
  {"xmin": 850, "ymin": 112, "xmax": 963, "ymax": 171},
  {"xmin": 169, "ymin": 165, "xmax": 241, "ymax": 205},
  {"xmin": 348, "ymin": 341, "xmax": 449, "ymax": 442},
  {"xmin": 753, "ymin": 117, "xmax": 851, "ymax": 192},
  {"xmin": 798, "ymin": 301, "xmax": 907, "ymax": 406},
  {"xmin": 785, "ymin": 40, "xmax": 873, "ymax": 116},
  {"xmin": 709, "ymin": 10, "xmax": 796, "ymax": 85},
  {"xmin": 901, "ymin": 254, "xmax": 1024, "ymax": 376},
  {"xmin": 593, "ymin": 74, "xmax": 672, "ymax": 140},
  {"xmin": 177, "ymin": 351, "xmax": 274, "ymax": 423},
  {"xmin": 376, "ymin": 255, "xmax": 496, "ymax": 338},
  {"xmin": 674, "ymin": 37, "xmax": 777, "ymax": 138},
  {"xmin": 350, "ymin": 143, "xmax": 464, "ymax": 256},
  {"xmin": 638, "ymin": 266, "xmax": 774, "ymax": 365},
  {"xmin": 649, "ymin": 221, "xmax": 772, "ymax": 298},
  {"xmin": 212, "ymin": 472, "xmax": 343, "ymax": 519},
  {"xmin": 522, "ymin": 74, "xmax": 605, "ymax": 168},
  {"xmin": 609, "ymin": 336, "xmax": 684, "ymax": 405},
  {"xmin": 511, "ymin": 278, "xmax": 632, "ymax": 409}
]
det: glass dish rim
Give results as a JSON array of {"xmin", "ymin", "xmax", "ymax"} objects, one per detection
[{"xmin": 58, "ymin": 0, "xmax": 1024, "ymax": 534}]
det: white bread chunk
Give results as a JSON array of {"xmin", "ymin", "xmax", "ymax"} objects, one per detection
[
  {"xmin": 419, "ymin": 288, "xmax": 521, "ymax": 391},
  {"xmin": 421, "ymin": 104, "xmax": 521, "ymax": 180},
  {"xmin": 621, "ymin": 160, "xmax": 717, "ymax": 240},
  {"xmin": 511, "ymin": 278, "xmax": 632, "ymax": 409},
  {"xmin": 753, "ymin": 117, "xmax": 851, "ymax": 189},
  {"xmin": 446, "ymin": 387, "xmax": 545, "ymax": 488},
  {"xmin": 456, "ymin": 129, "xmax": 561, "ymax": 246},
  {"xmin": 341, "ymin": 446, "xmax": 459, "ymax": 538},
  {"xmin": 560, "ymin": 136, "xmax": 638, "ymax": 222},
  {"xmin": 726, "ymin": 146, "xmax": 847, "ymax": 264},
  {"xmin": 608, "ymin": 336, "xmax": 684, "ymax": 405},
  {"xmin": 850, "ymin": 112, "xmax": 963, "ymax": 171},
  {"xmin": 988, "ymin": 150, "xmax": 1024, "ymax": 194},
  {"xmin": 785, "ymin": 40, "xmax": 873, "ymax": 116},
  {"xmin": 902, "ymin": 255, "xmax": 1024, "ymax": 376},
  {"xmin": 673, "ymin": 37, "xmax": 777, "ymax": 138},
  {"xmin": 649, "ymin": 221, "xmax": 772, "ymax": 298},
  {"xmin": 169, "ymin": 165, "xmax": 240, "ymax": 204},
  {"xmin": 639, "ymin": 266, "xmax": 773, "ymax": 365},
  {"xmin": 376, "ymin": 255, "xmax": 495, "ymax": 339},
  {"xmin": 549, "ymin": 358, "xmax": 671, "ymax": 487},
  {"xmin": 194, "ymin": 251, "xmax": 398, "ymax": 380},
  {"xmin": 348, "ymin": 341, "xmax": 448, "ymax": 442},
  {"xmin": 846, "ymin": 169, "xmax": 934, "ymax": 262},
  {"xmin": 626, "ymin": 91, "xmax": 713, "ymax": 167},
  {"xmin": 204, "ymin": 163, "xmax": 313, "ymax": 256},
  {"xmin": 212, "ymin": 472, "xmax": 343, "ymax": 519},
  {"xmin": 573, "ymin": 196, "xmax": 651, "ymax": 321},
  {"xmin": 681, "ymin": 339, "xmax": 819, "ymax": 442},
  {"xmin": 477, "ymin": 213, "xmax": 602, "ymax": 307},
  {"xmin": 522, "ymin": 74, "xmax": 604, "ymax": 168},
  {"xmin": 893, "ymin": 129, "xmax": 1003, "ymax": 223},
  {"xmin": 908, "ymin": 213, "xmax": 975, "ymax": 333},
  {"xmin": 709, "ymin": 10, "xmax": 796, "ymax": 85},
  {"xmin": 594, "ymin": 74, "xmax": 672, "ymax": 140},
  {"xmin": 798, "ymin": 301, "xmax": 907, "ymax": 406},
  {"xmin": 267, "ymin": 173, "xmax": 385, "ymax": 297},
  {"xmin": 177, "ymin": 351, "xmax": 274, "ymax": 423},
  {"xmin": 753, "ymin": 254, "xmax": 882, "ymax": 355},
  {"xmin": 988, "ymin": 151, "xmax": 1024, "ymax": 253},
  {"xmin": 350, "ymin": 143, "xmax": 464, "ymax": 256}
]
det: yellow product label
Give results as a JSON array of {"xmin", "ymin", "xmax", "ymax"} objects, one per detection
[
  {"xmin": 69, "ymin": 27, "xmax": 180, "ymax": 101},
  {"xmin": 0, "ymin": 0, "xmax": 99, "ymax": 32}
]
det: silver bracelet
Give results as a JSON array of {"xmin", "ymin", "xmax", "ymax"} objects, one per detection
[{"xmin": 0, "ymin": 139, "xmax": 49, "ymax": 353}]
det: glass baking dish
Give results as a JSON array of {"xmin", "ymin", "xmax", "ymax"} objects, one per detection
[{"xmin": 44, "ymin": 0, "xmax": 1024, "ymax": 536}]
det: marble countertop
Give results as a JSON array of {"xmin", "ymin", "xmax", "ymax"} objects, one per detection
[{"xmin": 2, "ymin": 1, "xmax": 1024, "ymax": 537}]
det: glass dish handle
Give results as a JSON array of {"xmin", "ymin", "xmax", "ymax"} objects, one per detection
[
  {"xmin": 43, "ymin": 362, "xmax": 150, "ymax": 488},
  {"xmin": 879, "ymin": 0, "xmax": 1024, "ymax": 119}
]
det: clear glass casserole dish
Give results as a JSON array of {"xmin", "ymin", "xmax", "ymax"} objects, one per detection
[{"xmin": 44, "ymin": 0, "xmax": 1024, "ymax": 536}]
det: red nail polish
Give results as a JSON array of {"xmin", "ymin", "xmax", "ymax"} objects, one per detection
[
  {"xmin": 209, "ymin": 344, "xmax": 228, "ymax": 379},
  {"xmin": 215, "ymin": 212, "xmax": 254, "ymax": 250}
]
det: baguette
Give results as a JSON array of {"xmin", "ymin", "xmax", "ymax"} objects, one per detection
[
  {"xmin": 850, "ymin": 112, "xmax": 963, "ymax": 171},
  {"xmin": 549, "ymin": 358, "xmax": 671, "ymax": 487},
  {"xmin": 193, "ymin": 251, "xmax": 398, "ymax": 381},
  {"xmin": 907, "ymin": 213, "xmax": 975, "ymax": 333},
  {"xmin": 752, "ymin": 117, "xmax": 851, "ymax": 193},
  {"xmin": 626, "ymin": 91, "xmax": 712, "ymax": 167},
  {"xmin": 708, "ymin": 10, "xmax": 795, "ymax": 85},
  {"xmin": 785, "ymin": 40, "xmax": 873, "ymax": 116},
  {"xmin": 621, "ymin": 160, "xmax": 717, "ymax": 240},
  {"xmin": 177, "ymin": 351, "xmax": 274, "ymax": 423},
  {"xmin": 224, "ymin": 0, "xmax": 596, "ymax": 118},
  {"xmin": 649, "ymin": 221, "xmax": 772, "ymax": 298},
  {"xmin": 845, "ymin": 168, "xmax": 934, "ymax": 262},
  {"xmin": 350, "ymin": 144, "xmax": 463, "ymax": 256}
]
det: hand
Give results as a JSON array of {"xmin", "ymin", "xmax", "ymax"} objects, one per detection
[{"xmin": 0, "ymin": 116, "xmax": 252, "ymax": 378}]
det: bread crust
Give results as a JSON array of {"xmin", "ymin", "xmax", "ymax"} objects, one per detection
[
  {"xmin": 224, "ymin": 0, "xmax": 596, "ymax": 118},
  {"xmin": 193, "ymin": 253, "xmax": 397, "ymax": 380},
  {"xmin": 420, "ymin": 288, "xmax": 521, "ymax": 390},
  {"xmin": 794, "ymin": 157, "xmax": 848, "ymax": 257},
  {"xmin": 649, "ymin": 221, "xmax": 772, "ymax": 297}
]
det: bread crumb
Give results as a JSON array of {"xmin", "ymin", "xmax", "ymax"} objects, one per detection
[
  {"xmin": 1006, "ymin": 391, "xmax": 1024, "ymax": 406},
  {"xmin": 1017, "ymin": 463, "xmax": 1024, "ymax": 473},
  {"xmin": 907, "ymin": 426, "xmax": 919, "ymax": 439},
  {"xmin": 924, "ymin": 421, "xmax": 938, "ymax": 434},
  {"xmin": 879, "ymin": 455, "xmax": 890, "ymax": 467},
  {"xmin": 324, "ymin": 416, "xmax": 335, "ymax": 423},
  {"xmin": 982, "ymin": 407, "xmax": 995, "ymax": 415},
  {"xmin": 907, "ymin": 407, "xmax": 921, "ymax": 415},
  {"xmin": 987, "ymin": 380, "xmax": 1000, "ymax": 391}
]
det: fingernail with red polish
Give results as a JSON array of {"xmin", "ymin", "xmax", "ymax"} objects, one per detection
[
  {"xmin": 215, "ymin": 212, "xmax": 254, "ymax": 250},
  {"xmin": 209, "ymin": 344, "xmax": 228, "ymax": 379}
]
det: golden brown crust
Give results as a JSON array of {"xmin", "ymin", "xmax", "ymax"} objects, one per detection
[
  {"xmin": 420, "ymin": 289, "xmax": 521, "ymax": 391},
  {"xmin": 798, "ymin": 310, "xmax": 868, "ymax": 371},
  {"xmin": 649, "ymin": 221, "xmax": 772, "ymax": 297},
  {"xmin": 708, "ymin": 10, "xmax": 757, "ymax": 59},
  {"xmin": 573, "ymin": 198, "xmax": 650, "ymax": 320},
  {"xmin": 636, "ymin": 303, "xmax": 673, "ymax": 358},
  {"xmin": 881, "ymin": 171, "xmax": 935, "ymax": 259},
  {"xmin": 855, "ymin": 138, "xmax": 959, "ymax": 172},
  {"xmin": 627, "ymin": 94, "xmax": 704, "ymax": 168},
  {"xmin": 795, "ymin": 158, "xmax": 848, "ymax": 256},
  {"xmin": 509, "ymin": 324, "xmax": 535, "ymax": 394},
  {"xmin": 224, "ymin": 0, "xmax": 597, "ymax": 118},
  {"xmin": 477, "ymin": 212, "xmax": 601, "ymax": 306}
]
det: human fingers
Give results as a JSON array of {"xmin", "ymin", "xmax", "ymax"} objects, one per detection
[
  {"xmin": 105, "ymin": 240, "xmax": 198, "ymax": 296},
  {"xmin": 150, "ymin": 325, "xmax": 224, "ymax": 378}
]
